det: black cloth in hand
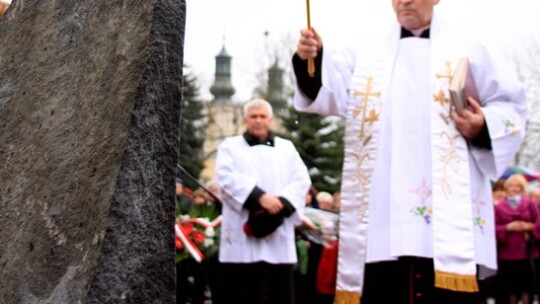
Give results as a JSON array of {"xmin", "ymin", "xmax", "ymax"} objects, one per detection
[{"xmin": 243, "ymin": 187, "xmax": 296, "ymax": 238}]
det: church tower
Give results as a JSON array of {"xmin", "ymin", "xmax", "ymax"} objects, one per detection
[
  {"xmin": 200, "ymin": 42, "xmax": 243, "ymax": 183},
  {"xmin": 266, "ymin": 59, "xmax": 286, "ymax": 111},
  {"xmin": 209, "ymin": 44, "xmax": 235, "ymax": 104}
]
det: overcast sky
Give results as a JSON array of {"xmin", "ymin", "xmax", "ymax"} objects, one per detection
[{"xmin": 184, "ymin": 0, "xmax": 540, "ymax": 102}]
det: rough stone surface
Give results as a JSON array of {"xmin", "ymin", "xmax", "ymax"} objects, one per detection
[{"xmin": 0, "ymin": 1, "xmax": 185, "ymax": 303}]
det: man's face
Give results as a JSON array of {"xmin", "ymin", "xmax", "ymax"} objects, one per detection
[
  {"xmin": 506, "ymin": 181, "xmax": 523, "ymax": 196},
  {"xmin": 320, "ymin": 200, "xmax": 333, "ymax": 211},
  {"xmin": 392, "ymin": 0, "xmax": 439, "ymax": 30},
  {"xmin": 176, "ymin": 183, "xmax": 183, "ymax": 196},
  {"xmin": 194, "ymin": 195, "xmax": 205, "ymax": 205},
  {"xmin": 244, "ymin": 106, "xmax": 273, "ymax": 140}
]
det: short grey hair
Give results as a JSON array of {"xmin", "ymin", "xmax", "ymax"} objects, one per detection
[
  {"xmin": 316, "ymin": 191, "xmax": 334, "ymax": 205},
  {"xmin": 243, "ymin": 98, "xmax": 273, "ymax": 118}
]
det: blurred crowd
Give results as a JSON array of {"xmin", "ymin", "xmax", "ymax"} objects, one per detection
[
  {"xmin": 174, "ymin": 172, "xmax": 540, "ymax": 304},
  {"xmin": 485, "ymin": 174, "xmax": 540, "ymax": 304},
  {"xmin": 174, "ymin": 177, "xmax": 342, "ymax": 304}
]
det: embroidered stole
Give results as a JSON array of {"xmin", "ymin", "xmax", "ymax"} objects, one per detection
[{"xmin": 334, "ymin": 28, "xmax": 478, "ymax": 304}]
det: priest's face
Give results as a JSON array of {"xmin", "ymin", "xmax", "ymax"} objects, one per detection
[
  {"xmin": 245, "ymin": 106, "xmax": 273, "ymax": 140},
  {"xmin": 392, "ymin": 0, "xmax": 440, "ymax": 30}
]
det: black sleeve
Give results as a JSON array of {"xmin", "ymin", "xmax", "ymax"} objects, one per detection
[
  {"xmin": 243, "ymin": 186, "xmax": 265, "ymax": 212},
  {"xmin": 243, "ymin": 195, "xmax": 297, "ymax": 238},
  {"xmin": 277, "ymin": 197, "xmax": 296, "ymax": 218},
  {"xmin": 292, "ymin": 49, "xmax": 323, "ymax": 101},
  {"xmin": 470, "ymin": 119, "xmax": 492, "ymax": 150}
]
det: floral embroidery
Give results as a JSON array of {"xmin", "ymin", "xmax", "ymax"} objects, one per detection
[
  {"xmin": 411, "ymin": 206, "xmax": 433, "ymax": 224},
  {"xmin": 473, "ymin": 216, "xmax": 487, "ymax": 233},
  {"xmin": 471, "ymin": 191, "xmax": 487, "ymax": 234},
  {"xmin": 223, "ymin": 225, "xmax": 235, "ymax": 244},
  {"xmin": 439, "ymin": 131, "xmax": 460, "ymax": 199},
  {"xmin": 410, "ymin": 179, "xmax": 433, "ymax": 224},
  {"xmin": 502, "ymin": 118, "xmax": 517, "ymax": 137}
]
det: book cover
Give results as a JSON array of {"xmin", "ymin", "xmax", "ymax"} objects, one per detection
[{"xmin": 449, "ymin": 58, "xmax": 479, "ymax": 114}]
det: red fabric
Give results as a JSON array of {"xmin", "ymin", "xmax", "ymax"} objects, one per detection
[
  {"xmin": 184, "ymin": 187, "xmax": 193, "ymax": 197},
  {"xmin": 243, "ymin": 222, "xmax": 253, "ymax": 236},
  {"xmin": 316, "ymin": 240, "xmax": 339, "ymax": 295},
  {"xmin": 175, "ymin": 237, "xmax": 183, "ymax": 249}
]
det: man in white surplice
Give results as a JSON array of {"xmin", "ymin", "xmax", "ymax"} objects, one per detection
[
  {"xmin": 292, "ymin": 0, "xmax": 526, "ymax": 303},
  {"xmin": 215, "ymin": 99, "xmax": 311, "ymax": 304}
]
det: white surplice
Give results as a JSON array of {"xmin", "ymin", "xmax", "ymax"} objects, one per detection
[
  {"xmin": 215, "ymin": 135, "xmax": 311, "ymax": 264},
  {"xmin": 293, "ymin": 11, "xmax": 527, "ymax": 302}
]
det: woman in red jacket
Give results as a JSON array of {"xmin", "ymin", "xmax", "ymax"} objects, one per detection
[{"xmin": 496, "ymin": 174, "xmax": 540, "ymax": 304}]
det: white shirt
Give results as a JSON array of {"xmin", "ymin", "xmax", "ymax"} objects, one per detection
[{"xmin": 216, "ymin": 135, "xmax": 311, "ymax": 264}]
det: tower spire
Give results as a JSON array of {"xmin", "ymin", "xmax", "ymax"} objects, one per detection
[
  {"xmin": 267, "ymin": 58, "xmax": 286, "ymax": 110},
  {"xmin": 210, "ymin": 38, "xmax": 235, "ymax": 103}
]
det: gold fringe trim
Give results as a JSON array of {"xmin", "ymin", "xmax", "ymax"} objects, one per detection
[
  {"xmin": 434, "ymin": 270, "xmax": 479, "ymax": 292},
  {"xmin": 334, "ymin": 290, "xmax": 361, "ymax": 304}
]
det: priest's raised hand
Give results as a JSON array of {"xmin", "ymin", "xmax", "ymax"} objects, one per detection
[{"xmin": 296, "ymin": 28, "xmax": 322, "ymax": 61}]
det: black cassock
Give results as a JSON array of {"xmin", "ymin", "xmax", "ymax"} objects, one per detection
[
  {"xmin": 362, "ymin": 257, "xmax": 482, "ymax": 304},
  {"xmin": 218, "ymin": 262, "xmax": 295, "ymax": 304}
]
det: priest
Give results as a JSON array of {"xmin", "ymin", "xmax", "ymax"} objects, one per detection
[
  {"xmin": 292, "ymin": 0, "xmax": 527, "ymax": 303},
  {"xmin": 215, "ymin": 98, "xmax": 311, "ymax": 304}
]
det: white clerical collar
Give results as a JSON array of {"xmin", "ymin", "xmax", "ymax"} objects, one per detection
[{"xmin": 411, "ymin": 25, "xmax": 430, "ymax": 37}]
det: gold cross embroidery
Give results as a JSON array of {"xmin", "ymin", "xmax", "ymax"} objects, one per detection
[
  {"xmin": 434, "ymin": 89, "xmax": 449, "ymax": 107},
  {"xmin": 352, "ymin": 153, "xmax": 372, "ymax": 219},
  {"xmin": 353, "ymin": 153, "xmax": 372, "ymax": 185},
  {"xmin": 436, "ymin": 61, "xmax": 453, "ymax": 83},
  {"xmin": 364, "ymin": 109, "xmax": 379, "ymax": 126},
  {"xmin": 439, "ymin": 113, "xmax": 451, "ymax": 125},
  {"xmin": 353, "ymin": 77, "xmax": 381, "ymax": 141}
]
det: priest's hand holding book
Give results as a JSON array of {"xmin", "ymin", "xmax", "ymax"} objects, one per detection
[
  {"xmin": 451, "ymin": 96, "xmax": 486, "ymax": 140},
  {"xmin": 449, "ymin": 57, "xmax": 491, "ymax": 145}
]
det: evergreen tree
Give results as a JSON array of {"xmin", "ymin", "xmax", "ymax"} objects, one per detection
[
  {"xmin": 277, "ymin": 105, "xmax": 344, "ymax": 193},
  {"xmin": 178, "ymin": 68, "xmax": 205, "ymax": 190}
]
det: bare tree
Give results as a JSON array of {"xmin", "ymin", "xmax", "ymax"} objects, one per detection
[
  {"xmin": 512, "ymin": 32, "xmax": 540, "ymax": 172},
  {"xmin": 251, "ymin": 31, "xmax": 297, "ymax": 100}
]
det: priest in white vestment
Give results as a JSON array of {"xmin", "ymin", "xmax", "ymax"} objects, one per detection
[
  {"xmin": 292, "ymin": 1, "xmax": 527, "ymax": 303},
  {"xmin": 215, "ymin": 99, "xmax": 311, "ymax": 304}
]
